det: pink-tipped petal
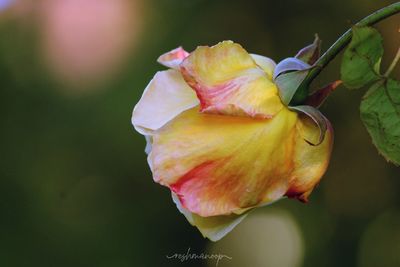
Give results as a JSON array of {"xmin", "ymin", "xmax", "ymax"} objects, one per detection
[
  {"xmin": 157, "ymin": 47, "xmax": 190, "ymax": 69},
  {"xmin": 150, "ymin": 107, "xmax": 297, "ymax": 216},
  {"xmin": 286, "ymin": 114, "xmax": 334, "ymax": 202},
  {"xmin": 180, "ymin": 41, "xmax": 283, "ymax": 118}
]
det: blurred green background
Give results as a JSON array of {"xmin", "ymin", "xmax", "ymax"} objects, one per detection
[{"xmin": 1, "ymin": 0, "xmax": 399, "ymax": 266}]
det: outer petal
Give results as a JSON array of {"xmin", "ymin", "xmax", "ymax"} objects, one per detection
[
  {"xmin": 172, "ymin": 193, "xmax": 248, "ymax": 242},
  {"xmin": 157, "ymin": 47, "xmax": 189, "ymax": 69},
  {"xmin": 180, "ymin": 41, "xmax": 283, "ymax": 118},
  {"xmin": 132, "ymin": 69, "xmax": 199, "ymax": 134},
  {"xmin": 286, "ymin": 114, "xmax": 333, "ymax": 201},
  {"xmin": 250, "ymin": 54, "xmax": 276, "ymax": 80},
  {"xmin": 149, "ymin": 107, "xmax": 299, "ymax": 217}
]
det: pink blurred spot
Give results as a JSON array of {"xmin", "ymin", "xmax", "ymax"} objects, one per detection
[
  {"xmin": 40, "ymin": 0, "xmax": 144, "ymax": 91},
  {"xmin": 0, "ymin": 0, "xmax": 13, "ymax": 10}
]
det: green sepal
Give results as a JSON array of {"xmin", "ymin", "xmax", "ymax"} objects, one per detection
[
  {"xmin": 275, "ymin": 69, "xmax": 310, "ymax": 105},
  {"xmin": 295, "ymin": 34, "xmax": 322, "ymax": 65},
  {"xmin": 305, "ymin": 80, "xmax": 342, "ymax": 108}
]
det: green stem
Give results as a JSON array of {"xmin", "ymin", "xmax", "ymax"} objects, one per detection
[
  {"xmin": 292, "ymin": 2, "xmax": 400, "ymax": 104},
  {"xmin": 384, "ymin": 47, "xmax": 400, "ymax": 77}
]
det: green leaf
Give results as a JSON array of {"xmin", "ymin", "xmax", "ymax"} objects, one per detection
[
  {"xmin": 289, "ymin": 105, "xmax": 328, "ymax": 146},
  {"xmin": 341, "ymin": 26, "xmax": 383, "ymax": 89},
  {"xmin": 360, "ymin": 79, "xmax": 400, "ymax": 165}
]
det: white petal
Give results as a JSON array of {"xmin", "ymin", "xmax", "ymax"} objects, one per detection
[{"xmin": 132, "ymin": 69, "xmax": 199, "ymax": 134}]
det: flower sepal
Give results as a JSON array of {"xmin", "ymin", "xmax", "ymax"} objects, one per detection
[
  {"xmin": 295, "ymin": 34, "xmax": 322, "ymax": 65},
  {"xmin": 274, "ymin": 35, "xmax": 323, "ymax": 106}
]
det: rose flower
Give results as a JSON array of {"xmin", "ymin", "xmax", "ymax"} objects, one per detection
[{"xmin": 132, "ymin": 41, "xmax": 333, "ymax": 241}]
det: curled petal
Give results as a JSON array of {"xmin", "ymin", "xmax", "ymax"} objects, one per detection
[
  {"xmin": 290, "ymin": 105, "xmax": 328, "ymax": 146},
  {"xmin": 132, "ymin": 69, "xmax": 199, "ymax": 134},
  {"xmin": 157, "ymin": 47, "xmax": 190, "ymax": 69},
  {"xmin": 286, "ymin": 114, "xmax": 333, "ymax": 201},
  {"xmin": 180, "ymin": 41, "xmax": 283, "ymax": 118}
]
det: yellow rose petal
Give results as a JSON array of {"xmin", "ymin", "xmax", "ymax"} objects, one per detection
[{"xmin": 181, "ymin": 41, "xmax": 283, "ymax": 118}]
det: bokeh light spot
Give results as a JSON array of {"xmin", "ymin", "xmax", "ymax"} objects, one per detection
[
  {"xmin": 207, "ymin": 209, "xmax": 304, "ymax": 267},
  {"xmin": 358, "ymin": 210, "xmax": 400, "ymax": 267},
  {"xmin": 39, "ymin": 0, "xmax": 144, "ymax": 92}
]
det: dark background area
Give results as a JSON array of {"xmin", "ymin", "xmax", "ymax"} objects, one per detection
[{"xmin": 0, "ymin": 0, "xmax": 399, "ymax": 266}]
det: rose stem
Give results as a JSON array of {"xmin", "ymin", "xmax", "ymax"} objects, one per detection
[{"xmin": 292, "ymin": 2, "xmax": 400, "ymax": 104}]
